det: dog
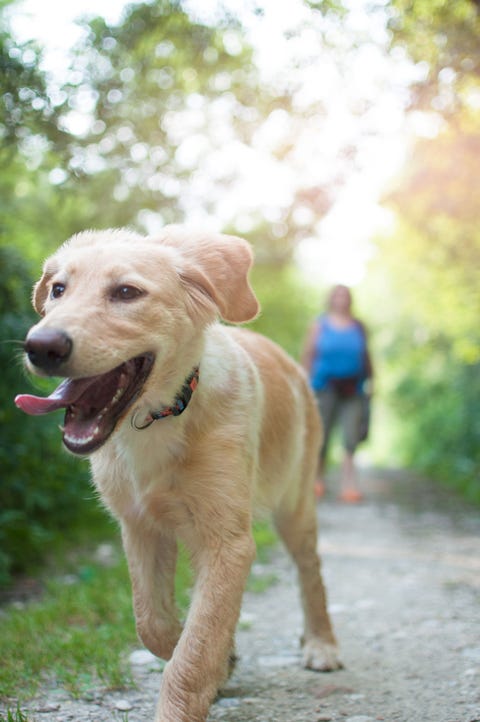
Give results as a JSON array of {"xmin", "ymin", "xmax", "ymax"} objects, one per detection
[{"xmin": 15, "ymin": 226, "xmax": 341, "ymax": 722}]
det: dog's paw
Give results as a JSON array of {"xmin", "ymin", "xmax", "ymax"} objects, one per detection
[{"xmin": 302, "ymin": 638, "xmax": 343, "ymax": 672}]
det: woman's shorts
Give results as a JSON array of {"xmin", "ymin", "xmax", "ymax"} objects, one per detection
[{"xmin": 315, "ymin": 388, "xmax": 364, "ymax": 455}]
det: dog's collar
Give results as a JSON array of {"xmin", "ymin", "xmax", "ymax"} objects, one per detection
[{"xmin": 132, "ymin": 366, "xmax": 200, "ymax": 431}]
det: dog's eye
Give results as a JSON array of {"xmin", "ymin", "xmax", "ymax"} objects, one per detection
[
  {"xmin": 111, "ymin": 285, "xmax": 144, "ymax": 302},
  {"xmin": 51, "ymin": 283, "xmax": 65, "ymax": 299}
]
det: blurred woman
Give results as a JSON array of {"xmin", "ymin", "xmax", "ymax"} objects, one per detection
[{"xmin": 302, "ymin": 284, "xmax": 373, "ymax": 502}]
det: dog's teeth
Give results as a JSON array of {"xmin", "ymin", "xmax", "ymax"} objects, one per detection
[
  {"xmin": 98, "ymin": 386, "xmax": 125, "ymax": 418},
  {"xmin": 112, "ymin": 387, "xmax": 124, "ymax": 403},
  {"xmin": 64, "ymin": 422, "xmax": 103, "ymax": 448},
  {"xmin": 64, "ymin": 431, "xmax": 96, "ymax": 444}
]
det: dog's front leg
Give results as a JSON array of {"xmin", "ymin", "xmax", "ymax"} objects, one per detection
[
  {"xmin": 155, "ymin": 531, "xmax": 256, "ymax": 722},
  {"xmin": 121, "ymin": 522, "xmax": 182, "ymax": 660}
]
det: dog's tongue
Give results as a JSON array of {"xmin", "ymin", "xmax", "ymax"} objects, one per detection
[{"xmin": 15, "ymin": 377, "xmax": 97, "ymax": 416}]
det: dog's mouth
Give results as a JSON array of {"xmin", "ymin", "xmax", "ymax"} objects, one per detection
[{"xmin": 15, "ymin": 353, "xmax": 155, "ymax": 454}]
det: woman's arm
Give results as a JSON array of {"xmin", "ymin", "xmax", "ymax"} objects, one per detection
[
  {"xmin": 356, "ymin": 319, "xmax": 374, "ymax": 395},
  {"xmin": 301, "ymin": 322, "xmax": 321, "ymax": 374}
]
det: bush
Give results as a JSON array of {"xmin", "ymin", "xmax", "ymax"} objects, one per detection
[
  {"xmin": 0, "ymin": 247, "xmax": 95, "ymax": 586},
  {"xmin": 387, "ymin": 333, "xmax": 480, "ymax": 504},
  {"xmin": 249, "ymin": 264, "xmax": 320, "ymax": 360}
]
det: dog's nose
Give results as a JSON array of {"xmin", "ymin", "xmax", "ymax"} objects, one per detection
[{"xmin": 24, "ymin": 328, "xmax": 73, "ymax": 373}]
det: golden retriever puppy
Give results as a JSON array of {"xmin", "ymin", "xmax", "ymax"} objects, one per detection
[{"xmin": 16, "ymin": 226, "xmax": 341, "ymax": 722}]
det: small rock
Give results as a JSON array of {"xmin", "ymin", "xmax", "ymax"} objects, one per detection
[
  {"xmin": 115, "ymin": 699, "xmax": 133, "ymax": 711},
  {"xmin": 37, "ymin": 704, "xmax": 61, "ymax": 713},
  {"xmin": 58, "ymin": 574, "xmax": 77, "ymax": 586},
  {"xmin": 329, "ymin": 603, "xmax": 348, "ymax": 614},
  {"xmin": 462, "ymin": 646, "xmax": 480, "ymax": 663},
  {"xmin": 215, "ymin": 697, "xmax": 241, "ymax": 708},
  {"xmin": 317, "ymin": 715, "xmax": 332, "ymax": 721},
  {"xmin": 346, "ymin": 716, "xmax": 375, "ymax": 722},
  {"xmin": 315, "ymin": 684, "xmax": 354, "ymax": 699},
  {"xmin": 258, "ymin": 653, "xmax": 299, "ymax": 667},
  {"xmin": 94, "ymin": 542, "xmax": 117, "ymax": 566},
  {"xmin": 355, "ymin": 598, "xmax": 376, "ymax": 610},
  {"xmin": 129, "ymin": 649, "xmax": 158, "ymax": 666}
]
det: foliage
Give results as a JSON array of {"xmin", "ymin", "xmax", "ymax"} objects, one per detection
[
  {"xmin": 48, "ymin": 2, "xmax": 276, "ymax": 239},
  {"xmin": 373, "ymin": 304, "xmax": 480, "ymax": 503},
  {"xmin": 0, "ymin": 12, "xmax": 73, "ymax": 263},
  {"xmin": 387, "ymin": 0, "xmax": 480, "ymax": 114},
  {"xmin": 249, "ymin": 263, "xmax": 321, "ymax": 361},
  {"xmin": 0, "ymin": 707, "xmax": 30, "ymax": 722},
  {"xmin": 370, "ymin": 118, "xmax": 480, "ymax": 498},
  {"xmin": 1, "ymin": 0, "xmax": 336, "ymax": 261},
  {"xmin": 0, "ymin": 6, "xmax": 108, "ymax": 585},
  {"xmin": 0, "ymin": 247, "xmax": 98, "ymax": 585},
  {"xmin": 7, "ymin": 0, "xmax": 344, "ymax": 262},
  {"xmin": 361, "ymin": 0, "xmax": 480, "ymax": 500},
  {"xmin": 0, "ymin": 551, "xmax": 137, "ymax": 700},
  {"xmin": 0, "ymin": 18, "xmax": 65, "ymax": 146},
  {"xmin": 383, "ymin": 124, "xmax": 480, "ymax": 364}
]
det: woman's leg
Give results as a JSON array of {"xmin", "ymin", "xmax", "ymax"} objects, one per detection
[
  {"xmin": 339, "ymin": 395, "xmax": 363, "ymax": 502},
  {"xmin": 315, "ymin": 388, "xmax": 338, "ymax": 496}
]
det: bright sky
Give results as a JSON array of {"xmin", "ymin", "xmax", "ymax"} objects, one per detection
[{"xmin": 9, "ymin": 0, "xmax": 413, "ymax": 286}]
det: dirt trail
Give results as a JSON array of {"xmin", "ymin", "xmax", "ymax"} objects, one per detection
[{"xmin": 16, "ymin": 469, "xmax": 480, "ymax": 722}]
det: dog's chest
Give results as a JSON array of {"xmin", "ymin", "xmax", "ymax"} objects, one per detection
[
  {"xmin": 97, "ymin": 463, "xmax": 193, "ymax": 531},
  {"xmin": 92, "ymin": 427, "xmax": 192, "ymax": 529}
]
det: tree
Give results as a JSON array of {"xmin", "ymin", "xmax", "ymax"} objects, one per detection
[
  {"xmin": 0, "ymin": 7, "xmax": 73, "ymax": 261},
  {"xmin": 383, "ymin": 120, "xmax": 480, "ymax": 359},
  {"xmin": 380, "ymin": 0, "xmax": 480, "ymax": 363},
  {"xmin": 0, "ymin": 4, "xmax": 96, "ymax": 583},
  {"xmin": 367, "ymin": 0, "xmax": 480, "ymax": 499},
  {"xmin": 26, "ymin": 0, "xmax": 402, "ymax": 264},
  {"xmin": 48, "ymin": 3, "xmax": 292, "ymax": 248},
  {"xmin": 387, "ymin": 0, "xmax": 480, "ymax": 116}
]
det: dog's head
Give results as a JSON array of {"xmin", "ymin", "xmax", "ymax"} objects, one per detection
[{"xmin": 15, "ymin": 226, "xmax": 259, "ymax": 455}]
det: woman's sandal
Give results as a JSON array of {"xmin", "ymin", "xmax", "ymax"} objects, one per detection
[
  {"xmin": 314, "ymin": 480, "xmax": 326, "ymax": 498},
  {"xmin": 339, "ymin": 488, "xmax": 363, "ymax": 504}
]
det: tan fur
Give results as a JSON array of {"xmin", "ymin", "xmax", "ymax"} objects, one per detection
[{"xmin": 27, "ymin": 226, "xmax": 341, "ymax": 722}]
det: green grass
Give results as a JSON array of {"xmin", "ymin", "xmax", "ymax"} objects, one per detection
[
  {"xmin": 0, "ymin": 522, "xmax": 278, "ymax": 709},
  {"xmin": 0, "ymin": 706, "xmax": 30, "ymax": 722},
  {"xmin": 252, "ymin": 520, "xmax": 278, "ymax": 562},
  {"xmin": 246, "ymin": 571, "xmax": 279, "ymax": 593},
  {"xmin": 247, "ymin": 520, "xmax": 279, "ymax": 592},
  {"xmin": 0, "ymin": 551, "xmax": 137, "ymax": 701}
]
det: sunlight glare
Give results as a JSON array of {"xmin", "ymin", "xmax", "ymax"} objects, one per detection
[{"xmin": 9, "ymin": 0, "xmax": 412, "ymax": 288}]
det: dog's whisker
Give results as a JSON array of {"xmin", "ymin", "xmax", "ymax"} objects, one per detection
[{"xmin": 1, "ymin": 338, "xmax": 26, "ymax": 347}]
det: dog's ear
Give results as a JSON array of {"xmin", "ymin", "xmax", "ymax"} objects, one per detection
[
  {"xmin": 160, "ymin": 229, "xmax": 260, "ymax": 324},
  {"xmin": 32, "ymin": 261, "xmax": 56, "ymax": 316}
]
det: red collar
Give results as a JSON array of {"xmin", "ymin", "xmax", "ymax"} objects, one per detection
[{"xmin": 132, "ymin": 366, "xmax": 199, "ymax": 431}]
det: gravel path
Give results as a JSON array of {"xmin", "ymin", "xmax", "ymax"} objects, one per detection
[{"xmin": 13, "ymin": 470, "xmax": 480, "ymax": 722}]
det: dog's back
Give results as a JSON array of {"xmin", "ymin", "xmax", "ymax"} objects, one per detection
[{"xmin": 225, "ymin": 326, "xmax": 321, "ymax": 512}]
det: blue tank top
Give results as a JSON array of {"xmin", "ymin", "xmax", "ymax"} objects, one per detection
[{"xmin": 310, "ymin": 316, "xmax": 366, "ymax": 392}]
